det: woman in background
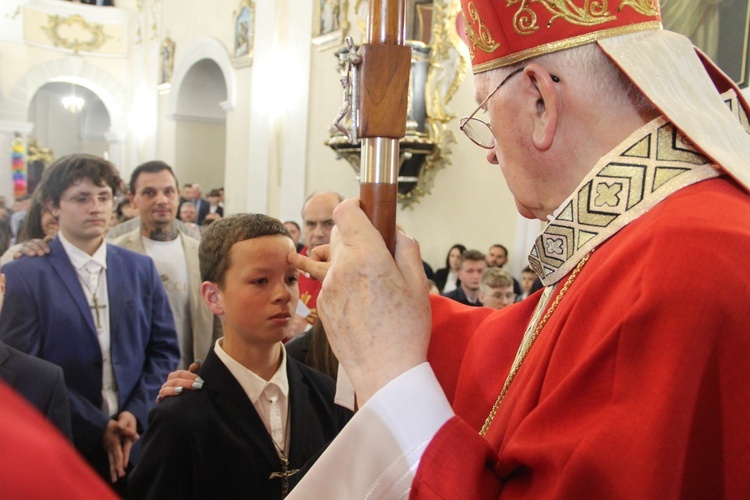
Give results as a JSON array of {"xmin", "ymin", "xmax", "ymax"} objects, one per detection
[{"xmin": 433, "ymin": 243, "xmax": 465, "ymax": 294}]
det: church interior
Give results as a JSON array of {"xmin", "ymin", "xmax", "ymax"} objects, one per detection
[{"xmin": 1, "ymin": 0, "xmax": 746, "ymax": 273}]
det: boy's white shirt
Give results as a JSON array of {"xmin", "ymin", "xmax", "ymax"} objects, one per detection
[{"xmin": 214, "ymin": 338, "xmax": 291, "ymax": 456}]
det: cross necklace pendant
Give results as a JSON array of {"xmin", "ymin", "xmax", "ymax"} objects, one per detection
[
  {"xmin": 268, "ymin": 408, "xmax": 299, "ymax": 498},
  {"xmin": 90, "ymin": 293, "xmax": 106, "ymax": 329},
  {"xmin": 269, "ymin": 451, "xmax": 300, "ymax": 498},
  {"xmin": 83, "ymin": 265, "xmax": 106, "ymax": 329}
]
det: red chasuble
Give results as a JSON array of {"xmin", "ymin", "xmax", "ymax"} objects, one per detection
[
  {"xmin": 414, "ymin": 178, "xmax": 750, "ymax": 499},
  {"xmin": 298, "ymin": 246, "xmax": 322, "ymax": 326},
  {"xmin": 0, "ymin": 381, "xmax": 116, "ymax": 498}
]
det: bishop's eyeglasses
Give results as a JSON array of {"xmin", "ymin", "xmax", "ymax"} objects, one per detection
[{"xmin": 459, "ymin": 67, "xmax": 560, "ymax": 149}]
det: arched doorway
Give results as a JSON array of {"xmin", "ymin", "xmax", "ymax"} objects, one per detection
[
  {"xmin": 171, "ymin": 58, "xmax": 228, "ymax": 195},
  {"xmin": 28, "ymin": 81, "xmax": 111, "ymax": 159}
]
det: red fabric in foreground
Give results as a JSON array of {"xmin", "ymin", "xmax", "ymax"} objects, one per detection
[{"xmin": 0, "ymin": 380, "xmax": 116, "ymax": 498}]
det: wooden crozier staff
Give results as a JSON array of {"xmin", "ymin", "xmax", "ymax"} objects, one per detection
[{"xmin": 358, "ymin": 0, "xmax": 410, "ymax": 254}]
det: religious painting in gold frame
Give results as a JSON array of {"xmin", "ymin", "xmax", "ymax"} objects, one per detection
[
  {"xmin": 233, "ymin": 0, "xmax": 255, "ymax": 68},
  {"xmin": 159, "ymin": 36, "xmax": 175, "ymax": 86},
  {"xmin": 662, "ymin": 0, "xmax": 750, "ymax": 87},
  {"xmin": 312, "ymin": 0, "xmax": 349, "ymax": 50}
]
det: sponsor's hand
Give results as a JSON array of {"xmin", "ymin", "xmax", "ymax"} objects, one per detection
[
  {"xmin": 156, "ymin": 361, "xmax": 203, "ymax": 403},
  {"xmin": 14, "ymin": 236, "xmax": 53, "ymax": 259}
]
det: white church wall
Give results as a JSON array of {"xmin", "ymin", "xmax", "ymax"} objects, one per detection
[{"xmin": 174, "ymin": 119, "xmax": 226, "ymax": 193}]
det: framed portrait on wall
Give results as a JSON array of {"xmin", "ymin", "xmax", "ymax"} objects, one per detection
[
  {"xmin": 662, "ymin": 0, "xmax": 750, "ymax": 87},
  {"xmin": 312, "ymin": 0, "xmax": 349, "ymax": 50},
  {"xmin": 233, "ymin": 0, "xmax": 255, "ymax": 68},
  {"xmin": 159, "ymin": 36, "xmax": 175, "ymax": 87}
]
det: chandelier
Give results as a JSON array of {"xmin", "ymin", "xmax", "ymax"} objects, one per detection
[{"xmin": 62, "ymin": 83, "xmax": 85, "ymax": 113}]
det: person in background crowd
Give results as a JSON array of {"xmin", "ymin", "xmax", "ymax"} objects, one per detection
[
  {"xmin": 519, "ymin": 265, "xmax": 538, "ymax": 300},
  {"xmin": 442, "ymin": 249, "xmax": 487, "ymax": 307},
  {"xmin": 109, "ymin": 161, "xmax": 222, "ymax": 370},
  {"xmin": 478, "ymin": 266, "xmax": 515, "ymax": 310},
  {"xmin": 284, "ymin": 220, "xmax": 304, "ymax": 253},
  {"xmin": 433, "ymin": 243, "xmax": 466, "ymax": 294},
  {"xmin": 292, "ymin": 192, "xmax": 343, "ymax": 335},
  {"xmin": 487, "ymin": 243, "xmax": 522, "ymax": 295},
  {"xmin": 191, "ymin": 184, "xmax": 210, "ymax": 225}
]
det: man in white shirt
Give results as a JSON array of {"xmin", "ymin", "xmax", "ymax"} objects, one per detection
[{"xmin": 109, "ymin": 161, "xmax": 221, "ymax": 369}]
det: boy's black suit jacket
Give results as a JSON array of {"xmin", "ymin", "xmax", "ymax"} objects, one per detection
[{"xmin": 129, "ymin": 347, "xmax": 351, "ymax": 499}]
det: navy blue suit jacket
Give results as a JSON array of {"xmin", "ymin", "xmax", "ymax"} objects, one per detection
[
  {"xmin": 0, "ymin": 237, "xmax": 179, "ymax": 466},
  {"xmin": 0, "ymin": 340, "xmax": 72, "ymax": 440}
]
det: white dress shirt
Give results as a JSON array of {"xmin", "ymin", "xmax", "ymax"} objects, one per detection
[
  {"xmin": 58, "ymin": 232, "xmax": 119, "ymax": 416},
  {"xmin": 214, "ymin": 339, "xmax": 291, "ymax": 457}
]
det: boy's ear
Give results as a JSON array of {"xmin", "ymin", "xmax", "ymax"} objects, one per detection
[{"xmin": 200, "ymin": 281, "xmax": 224, "ymax": 316}]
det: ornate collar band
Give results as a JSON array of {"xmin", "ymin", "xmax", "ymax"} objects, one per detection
[{"xmin": 528, "ymin": 91, "xmax": 748, "ymax": 286}]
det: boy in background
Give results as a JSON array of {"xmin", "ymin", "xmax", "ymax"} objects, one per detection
[
  {"xmin": 130, "ymin": 214, "xmax": 350, "ymax": 499},
  {"xmin": 478, "ymin": 266, "xmax": 516, "ymax": 310}
]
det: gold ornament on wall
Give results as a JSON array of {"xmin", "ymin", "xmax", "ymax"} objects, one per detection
[{"xmin": 41, "ymin": 14, "xmax": 110, "ymax": 54}]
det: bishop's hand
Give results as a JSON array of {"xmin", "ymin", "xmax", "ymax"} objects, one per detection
[{"xmin": 318, "ymin": 198, "xmax": 431, "ymax": 406}]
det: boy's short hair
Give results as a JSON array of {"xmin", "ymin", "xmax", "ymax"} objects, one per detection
[
  {"xmin": 42, "ymin": 154, "xmax": 121, "ymax": 208},
  {"xmin": 458, "ymin": 249, "xmax": 487, "ymax": 269},
  {"xmin": 199, "ymin": 213, "xmax": 291, "ymax": 287},
  {"xmin": 522, "ymin": 266, "xmax": 534, "ymax": 274},
  {"xmin": 129, "ymin": 160, "xmax": 178, "ymax": 194},
  {"xmin": 480, "ymin": 267, "xmax": 514, "ymax": 289}
]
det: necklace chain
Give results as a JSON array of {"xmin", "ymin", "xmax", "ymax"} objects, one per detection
[
  {"xmin": 479, "ymin": 251, "xmax": 593, "ymax": 437},
  {"xmin": 82, "ymin": 263, "xmax": 106, "ymax": 329}
]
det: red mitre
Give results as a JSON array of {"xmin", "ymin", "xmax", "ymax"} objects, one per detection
[{"xmin": 461, "ymin": 0, "xmax": 662, "ymax": 73}]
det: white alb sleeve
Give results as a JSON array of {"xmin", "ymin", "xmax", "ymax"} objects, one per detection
[{"xmin": 288, "ymin": 362, "xmax": 454, "ymax": 499}]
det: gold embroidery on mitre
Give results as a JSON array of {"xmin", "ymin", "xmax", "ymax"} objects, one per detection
[
  {"xmin": 618, "ymin": 0, "xmax": 659, "ymax": 16},
  {"xmin": 464, "ymin": 2, "xmax": 501, "ymax": 60},
  {"xmin": 510, "ymin": 0, "xmax": 617, "ymax": 36},
  {"xmin": 471, "ymin": 20, "xmax": 662, "ymax": 73}
]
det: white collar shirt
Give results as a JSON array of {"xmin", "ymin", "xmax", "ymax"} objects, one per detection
[
  {"xmin": 214, "ymin": 338, "xmax": 290, "ymax": 457},
  {"xmin": 58, "ymin": 232, "xmax": 119, "ymax": 416}
]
